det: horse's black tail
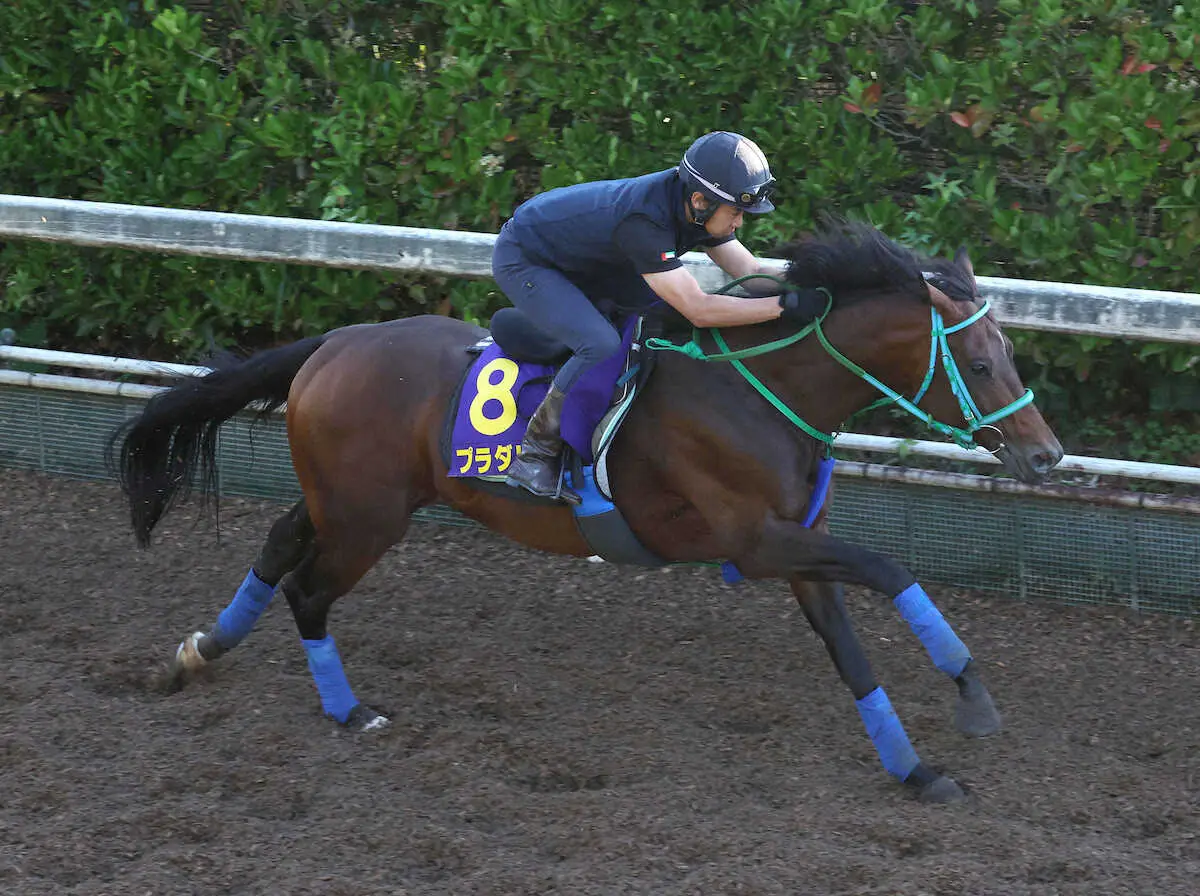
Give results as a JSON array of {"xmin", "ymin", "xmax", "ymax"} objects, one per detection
[{"xmin": 105, "ymin": 336, "xmax": 326, "ymax": 547}]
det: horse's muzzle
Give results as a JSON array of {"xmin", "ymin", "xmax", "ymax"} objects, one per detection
[{"xmin": 999, "ymin": 439, "xmax": 1063, "ymax": 484}]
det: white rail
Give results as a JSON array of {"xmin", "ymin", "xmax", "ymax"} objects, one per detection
[
  {"xmin": 3, "ymin": 194, "xmax": 1200, "ymax": 342},
  {"xmin": 5, "ymin": 346, "xmax": 1199, "ymax": 487},
  {"xmin": 0, "ymin": 345, "xmax": 210, "ymax": 377}
]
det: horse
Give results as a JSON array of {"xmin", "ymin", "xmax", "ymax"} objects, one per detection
[{"xmin": 109, "ymin": 222, "xmax": 1063, "ymax": 803}]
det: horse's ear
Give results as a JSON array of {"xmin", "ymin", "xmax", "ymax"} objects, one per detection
[
  {"xmin": 954, "ymin": 246, "xmax": 975, "ymax": 279},
  {"xmin": 921, "ymin": 275, "xmax": 949, "ymax": 308}
]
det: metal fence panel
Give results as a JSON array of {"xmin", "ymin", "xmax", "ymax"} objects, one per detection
[{"xmin": 3, "ymin": 384, "xmax": 1195, "ymax": 615}]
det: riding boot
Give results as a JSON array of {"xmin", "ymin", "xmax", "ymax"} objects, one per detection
[{"xmin": 505, "ymin": 385, "xmax": 581, "ymax": 505}]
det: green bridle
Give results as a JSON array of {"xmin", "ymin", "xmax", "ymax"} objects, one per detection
[{"xmin": 643, "ymin": 275, "xmax": 1035, "ymax": 452}]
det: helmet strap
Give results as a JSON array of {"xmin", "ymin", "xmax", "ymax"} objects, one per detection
[{"xmin": 687, "ymin": 192, "xmax": 718, "ymax": 226}]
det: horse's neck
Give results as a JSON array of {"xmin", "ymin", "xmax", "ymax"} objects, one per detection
[
  {"xmin": 700, "ymin": 307, "xmax": 902, "ymax": 435},
  {"xmin": 636, "ymin": 350, "xmax": 828, "ymax": 483},
  {"xmin": 647, "ymin": 295, "xmax": 933, "ymax": 438},
  {"xmin": 622, "ymin": 299, "xmax": 932, "ymax": 520}
]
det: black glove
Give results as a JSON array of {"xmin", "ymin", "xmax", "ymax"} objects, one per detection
[{"xmin": 778, "ymin": 287, "xmax": 828, "ymax": 325}]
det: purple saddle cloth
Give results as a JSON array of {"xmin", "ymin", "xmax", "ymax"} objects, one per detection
[{"xmin": 447, "ymin": 316, "xmax": 638, "ymax": 479}]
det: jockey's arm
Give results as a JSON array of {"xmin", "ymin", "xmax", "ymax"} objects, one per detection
[
  {"xmin": 642, "ymin": 266, "xmax": 784, "ymax": 329},
  {"xmin": 704, "ymin": 239, "xmax": 785, "ymax": 297}
]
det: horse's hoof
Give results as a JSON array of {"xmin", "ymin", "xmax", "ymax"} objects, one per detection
[
  {"xmin": 345, "ymin": 704, "xmax": 391, "ymax": 732},
  {"xmin": 919, "ymin": 775, "xmax": 967, "ymax": 804},
  {"xmin": 955, "ymin": 665, "xmax": 1002, "ymax": 737},
  {"xmin": 165, "ymin": 631, "xmax": 208, "ymax": 692},
  {"xmin": 956, "ymin": 693, "xmax": 1002, "ymax": 737}
]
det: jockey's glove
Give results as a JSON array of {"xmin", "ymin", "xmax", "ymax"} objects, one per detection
[{"xmin": 778, "ymin": 288, "xmax": 829, "ymax": 325}]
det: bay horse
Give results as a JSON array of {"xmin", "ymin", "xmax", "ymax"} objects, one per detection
[{"xmin": 109, "ymin": 223, "xmax": 1062, "ymax": 803}]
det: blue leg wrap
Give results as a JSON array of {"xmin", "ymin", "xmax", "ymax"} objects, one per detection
[
  {"xmin": 799, "ymin": 455, "xmax": 836, "ymax": 528},
  {"xmin": 855, "ymin": 686, "xmax": 920, "ymax": 781},
  {"xmin": 720, "ymin": 561, "xmax": 745, "ymax": 584},
  {"xmin": 212, "ymin": 569, "xmax": 275, "ymax": 650},
  {"xmin": 894, "ymin": 583, "xmax": 971, "ymax": 678},
  {"xmin": 301, "ymin": 635, "xmax": 358, "ymax": 723}
]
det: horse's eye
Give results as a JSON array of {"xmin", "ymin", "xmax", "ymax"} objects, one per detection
[{"xmin": 969, "ymin": 361, "xmax": 991, "ymax": 377}]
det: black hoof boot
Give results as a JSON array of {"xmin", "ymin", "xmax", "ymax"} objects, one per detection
[
  {"xmin": 954, "ymin": 660, "xmax": 1002, "ymax": 737},
  {"xmin": 904, "ymin": 762, "xmax": 966, "ymax": 804}
]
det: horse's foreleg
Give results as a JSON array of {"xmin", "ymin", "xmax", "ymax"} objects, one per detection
[
  {"xmin": 746, "ymin": 520, "xmax": 999, "ymax": 736},
  {"xmin": 737, "ymin": 519, "xmax": 1003, "ymax": 798},
  {"xmin": 169, "ymin": 500, "xmax": 313, "ymax": 688},
  {"xmin": 791, "ymin": 578, "xmax": 963, "ymax": 803},
  {"xmin": 893, "ymin": 582, "xmax": 1001, "ymax": 738}
]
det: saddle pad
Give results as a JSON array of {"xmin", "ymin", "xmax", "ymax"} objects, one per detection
[
  {"xmin": 446, "ymin": 340, "xmax": 553, "ymax": 479},
  {"xmin": 447, "ymin": 316, "xmax": 640, "ymax": 478}
]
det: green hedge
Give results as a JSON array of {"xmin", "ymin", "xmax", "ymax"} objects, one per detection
[{"xmin": 1, "ymin": 0, "xmax": 1198, "ymax": 463}]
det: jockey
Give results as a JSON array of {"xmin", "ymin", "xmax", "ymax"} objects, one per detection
[{"xmin": 492, "ymin": 130, "xmax": 820, "ymax": 503}]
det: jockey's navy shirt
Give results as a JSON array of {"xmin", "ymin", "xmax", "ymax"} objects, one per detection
[{"xmin": 504, "ymin": 167, "xmax": 733, "ymax": 309}]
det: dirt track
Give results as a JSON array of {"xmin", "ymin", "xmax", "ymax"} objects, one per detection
[{"xmin": 1, "ymin": 469, "xmax": 1197, "ymax": 895}]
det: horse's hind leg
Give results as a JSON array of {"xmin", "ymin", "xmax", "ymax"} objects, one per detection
[
  {"xmin": 791, "ymin": 578, "xmax": 964, "ymax": 803},
  {"xmin": 279, "ymin": 514, "xmax": 409, "ymax": 732},
  {"xmin": 169, "ymin": 499, "xmax": 314, "ymax": 688}
]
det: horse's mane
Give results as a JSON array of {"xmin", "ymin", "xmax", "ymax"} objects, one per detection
[{"xmin": 773, "ymin": 219, "xmax": 977, "ymax": 305}]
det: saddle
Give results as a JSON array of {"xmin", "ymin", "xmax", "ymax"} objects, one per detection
[
  {"xmin": 441, "ymin": 308, "xmax": 662, "ymax": 566},
  {"xmin": 439, "ymin": 305, "xmax": 837, "ymax": 576}
]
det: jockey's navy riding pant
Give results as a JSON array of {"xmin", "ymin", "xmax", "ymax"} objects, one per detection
[{"xmin": 492, "ymin": 221, "xmax": 622, "ymax": 393}]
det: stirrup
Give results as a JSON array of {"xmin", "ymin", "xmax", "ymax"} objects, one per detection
[
  {"xmin": 553, "ymin": 462, "xmax": 582, "ymax": 506},
  {"xmin": 504, "ymin": 455, "xmax": 580, "ymax": 505}
]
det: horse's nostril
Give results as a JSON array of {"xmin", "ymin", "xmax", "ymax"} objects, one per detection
[{"xmin": 1031, "ymin": 448, "xmax": 1062, "ymax": 474}]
